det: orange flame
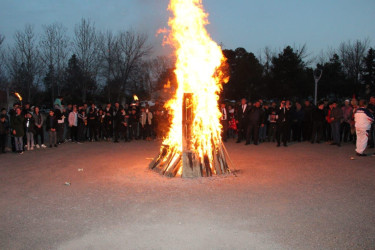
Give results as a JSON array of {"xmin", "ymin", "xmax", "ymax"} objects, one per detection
[
  {"xmin": 133, "ymin": 95, "xmax": 139, "ymax": 101},
  {"xmin": 162, "ymin": 0, "xmax": 228, "ymax": 175},
  {"xmin": 15, "ymin": 92, "xmax": 22, "ymax": 101}
]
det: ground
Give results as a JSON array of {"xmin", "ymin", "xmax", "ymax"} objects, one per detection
[{"xmin": 0, "ymin": 140, "xmax": 374, "ymax": 250}]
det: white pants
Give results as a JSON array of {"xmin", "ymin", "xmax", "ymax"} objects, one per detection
[{"xmin": 355, "ymin": 128, "xmax": 369, "ymax": 154}]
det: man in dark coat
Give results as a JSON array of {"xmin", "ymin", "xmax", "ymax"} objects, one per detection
[
  {"xmin": 246, "ymin": 101, "xmax": 264, "ymax": 145},
  {"xmin": 236, "ymin": 98, "xmax": 250, "ymax": 143},
  {"xmin": 329, "ymin": 100, "xmax": 343, "ymax": 146},
  {"xmin": 302, "ymin": 100, "xmax": 313, "ymax": 141},
  {"xmin": 11, "ymin": 107, "xmax": 25, "ymax": 154},
  {"xmin": 311, "ymin": 102, "xmax": 326, "ymax": 143},
  {"xmin": 276, "ymin": 100, "xmax": 291, "ymax": 147}
]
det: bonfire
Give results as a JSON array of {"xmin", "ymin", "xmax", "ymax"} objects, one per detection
[{"xmin": 149, "ymin": 0, "xmax": 232, "ymax": 177}]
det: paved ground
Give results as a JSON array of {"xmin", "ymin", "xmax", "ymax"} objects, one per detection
[{"xmin": 0, "ymin": 140, "xmax": 374, "ymax": 250}]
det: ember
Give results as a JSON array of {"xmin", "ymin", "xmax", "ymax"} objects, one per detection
[{"xmin": 150, "ymin": 0, "xmax": 232, "ymax": 177}]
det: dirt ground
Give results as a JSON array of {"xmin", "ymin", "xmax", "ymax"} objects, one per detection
[{"xmin": 0, "ymin": 140, "xmax": 374, "ymax": 250}]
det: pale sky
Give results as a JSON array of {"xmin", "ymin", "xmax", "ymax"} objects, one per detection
[{"xmin": 1, "ymin": 0, "xmax": 374, "ymax": 58}]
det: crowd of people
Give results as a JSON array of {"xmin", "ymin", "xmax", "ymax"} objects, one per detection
[
  {"xmin": 1, "ymin": 96, "xmax": 375, "ymax": 157},
  {"xmin": 220, "ymin": 96, "xmax": 375, "ymax": 156},
  {"xmin": 0, "ymin": 97, "xmax": 169, "ymax": 154}
]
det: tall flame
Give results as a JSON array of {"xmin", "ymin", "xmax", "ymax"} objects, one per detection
[{"xmin": 162, "ymin": 0, "xmax": 228, "ymax": 175}]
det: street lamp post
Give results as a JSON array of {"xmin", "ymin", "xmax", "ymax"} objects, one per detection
[{"xmin": 313, "ymin": 69, "xmax": 323, "ymax": 106}]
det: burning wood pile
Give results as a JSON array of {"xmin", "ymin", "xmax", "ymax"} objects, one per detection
[{"xmin": 149, "ymin": 0, "xmax": 233, "ymax": 178}]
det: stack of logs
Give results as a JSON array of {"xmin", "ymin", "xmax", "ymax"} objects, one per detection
[{"xmin": 149, "ymin": 93, "xmax": 232, "ymax": 178}]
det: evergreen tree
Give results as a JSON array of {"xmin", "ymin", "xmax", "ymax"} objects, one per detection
[
  {"xmin": 222, "ymin": 48, "xmax": 263, "ymax": 100},
  {"xmin": 317, "ymin": 54, "xmax": 348, "ymax": 98},
  {"xmin": 270, "ymin": 46, "xmax": 310, "ymax": 98},
  {"xmin": 363, "ymin": 48, "xmax": 375, "ymax": 96}
]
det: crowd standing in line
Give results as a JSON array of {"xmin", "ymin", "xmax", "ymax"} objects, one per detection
[
  {"xmin": 219, "ymin": 96, "xmax": 375, "ymax": 156},
  {"xmin": 1, "ymin": 96, "xmax": 375, "ymax": 157}
]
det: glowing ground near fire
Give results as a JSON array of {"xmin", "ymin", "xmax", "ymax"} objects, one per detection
[{"xmin": 1, "ymin": 141, "xmax": 374, "ymax": 249}]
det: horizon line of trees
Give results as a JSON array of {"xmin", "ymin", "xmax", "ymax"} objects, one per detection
[{"xmin": 0, "ymin": 19, "xmax": 374, "ymax": 108}]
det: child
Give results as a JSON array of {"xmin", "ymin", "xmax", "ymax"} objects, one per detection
[
  {"xmin": 24, "ymin": 112, "xmax": 35, "ymax": 150},
  {"xmin": 46, "ymin": 110, "xmax": 58, "ymax": 148}
]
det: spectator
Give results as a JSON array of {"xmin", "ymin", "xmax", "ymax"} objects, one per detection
[
  {"xmin": 97, "ymin": 109, "xmax": 106, "ymax": 140},
  {"xmin": 11, "ymin": 107, "xmax": 25, "ymax": 154},
  {"xmin": 354, "ymin": 99, "xmax": 374, "ymax": 156},
  {"xmin": 276, "ymin": 100, "xmax": 291, "ymax": 147},
  {"xmin": 46, "ymin": 110, "xmax": 58, "ymax": 148},
  {"xmin": 128, "ymin": 108, "xmax": 139, "ymax": 140},
  {"xmin": 24, "ymin": 112, "xmax": 35, "ymax": 150},
  {"xmin": 367, "ymin": 96, "xmax": 375, "ymax": 148},
  {"xmin": 329, "ymin": 100, "xmax": 343, "ymax": 147},
  {"xmin": 291, "ymin": 101, "xmax": 304, "ymax": 142},
  {"xmin": 33, "ymin": 107, "xmax": 46, "ymax": 149},
  {"xmin": 259, "ymin": 102, "xmax": 268, "ymax": 142},
  {"xmin": 68, "ymin": 105, "xmax": 79, "ymax": 143},
  {"xmin": 104, "ymin": 103, "xmax": 113, "ymax": 140},
  {"xmin": 302, "ymin": 100, "xmax": 313, "ymax": 141},
  {"xmin": 227, "ymin": 105, "xmax": 237, "ymax": 139},
  {"xmin": 140, "ymin": 107, "xmax": 153, "ymax": 141},
  {"xmin": 78, "ymin": 109, "xmax": 87, "ymax": 142},
  {"xmin": 57, "ymin": 109, "xmax": 66, "ymax": 144},
  {"xmin": 0, "ymin": 114, "xmax": 9, "ymax": 153},
  {"xmin": 311, "ymin": 102, "xmax": 325, "ymax": 144},
  {"xmin": 267, "ymin": 102, "xmax": 277, "ymax": 142},
  {"xmin": 220, "ymin": 103, "xmax": 228, "ymax": 142},
  {"xmin": 341, "ymin": 99, "xmax": 353, "ymax": 142},
  {"xmin": 54, "ymin": 96, "xmax": 64, "ymax": 112},
  {"xmin": 119, "ymin": 108, "xmax": 129, "ymax": 142},
  {"xmin": 246, "ymin": 101, "xmax": 264, "ymax": 145},
  {"xmin": 87, "ymin": 106, "xmax": 98, "ymax": 142},
  {"xmin": 236, "ymin": 98, "xmax": 250, "ymax": 143}
]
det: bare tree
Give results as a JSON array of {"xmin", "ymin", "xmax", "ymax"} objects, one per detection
[
  {"xmin": 146, "ymin": 56, "xmax": 173, "ymax": 94},
  {"xmin": 73, "ymin": 18, "xmax": 99, "ymax": 102},
  {"xmin": 339, "ymin": 38, "xmax": 370, "ymax": 86},
  {"xmin": 40, "ymin": 22, "xmax": 70, "ymax": 102},
  {"xmin": 12, "ymin": 25, "xmax": 42, "ymax": 102},
  {"xmin": 0, "ymin": 34, "xmax": 5, "ymax": 81},
  {"xmin": 97, "ymin": 30, "xmax": 119, "ymax": 102},
  {"xmin": 113, "ymin": 30, "xmax": 152, "ymax": 102},
  {"xmin": 262, "ymin": 46, "xmax": 276, "ymax": 75}
]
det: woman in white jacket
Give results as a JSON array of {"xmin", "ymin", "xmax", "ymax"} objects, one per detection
[{"xmin": 354, "ymin": 100, "xmax": 374, "ymax": 156}]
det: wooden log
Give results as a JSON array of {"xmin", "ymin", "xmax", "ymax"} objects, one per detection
[{"xmin": 182, "ymin": 151, "xmax": 202, "ymax": 178}]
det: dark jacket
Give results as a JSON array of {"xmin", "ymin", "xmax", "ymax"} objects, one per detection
[
  {"xmin": 291, "ymin": 108, "xmax": 304, "ymax": 124},
  {"xmin": 312, "ymin": 107, "xmax": 326, "ymax": 123},
  {"xmin": 330, "ymin": 107, "xmax": 343, "ymax": 123},
  {"xmin": 24, "ymin": 117, "xmax": 36, "ymax": 134},
  {"xmin": 11, "ymin": 115, "xmax": 25, "ymax": 137},
  {"xmin": 0, "ymin": 120, "xmax": 9, "ymax": 135},
  {"xmin": 236, "ymin": 104, "xmax": 250, "ymax": 121},
  {"xmin": 46, "ymin": 115, "xmax": 58, "ymax": 130},
  {"xmin": 248, "ymin": 106, "xmax": 264, "ymax": 124},
  {"xmin": 303, "ymin": 105, "xmax": 313, "ymax": 122},
  {"xmin": 276, "ymin": 107, "xmax": 291, "ymax": 123},
  {"xmin": 128, "ymin": 112, "xmax": 139, "ymax": 126}
]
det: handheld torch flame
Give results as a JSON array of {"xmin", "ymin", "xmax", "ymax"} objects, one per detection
[
  {"xmin": 15, "ymin": 92, "xmax": 22, "ymax": 101},
  {"xmin": 133, "ymin": 95, "xmax": 139, "ymax": 101}
]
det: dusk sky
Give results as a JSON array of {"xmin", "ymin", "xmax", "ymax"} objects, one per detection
[{"xmin": 1, "ymin": 0, "xmax": 374, "ymax": 60}]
